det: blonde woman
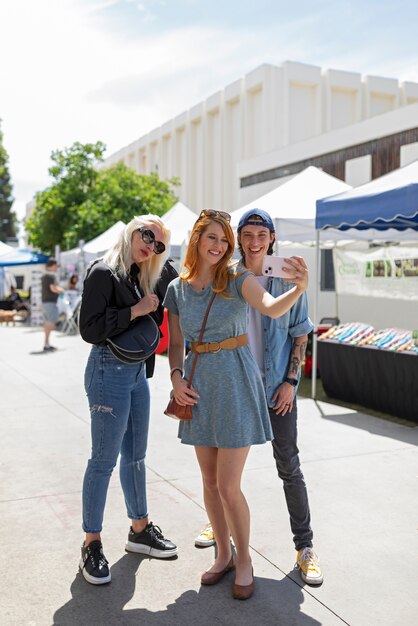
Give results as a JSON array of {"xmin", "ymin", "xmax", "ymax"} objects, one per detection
[
  {"xmin": 79, "ymin": 215, "xmax": 178, "ymax": 585},
  {"xmin": 164, "ymin": 210, "xmax": 308, "ymax": 600}
]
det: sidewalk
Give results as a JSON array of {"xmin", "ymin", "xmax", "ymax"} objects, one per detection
[{"xmin": 0, "ymin": 324, "xmax": 417, "ymax": 626}]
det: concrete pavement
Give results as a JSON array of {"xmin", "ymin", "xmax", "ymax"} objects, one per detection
[{"xmin": 0, "ymin": 323, "xmax": 417, "ymax": 625}]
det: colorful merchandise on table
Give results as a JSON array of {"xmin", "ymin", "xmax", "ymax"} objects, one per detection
[{"xmin": 318, "ymin": 322, "xmax": 417, "ymax": 354}]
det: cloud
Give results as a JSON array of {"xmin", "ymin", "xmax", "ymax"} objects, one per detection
[{"xmin": 1, "ymin": 0, "xmax": 418, "ymax": 221}]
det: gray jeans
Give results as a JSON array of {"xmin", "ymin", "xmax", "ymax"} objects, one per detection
[{"xmin": 269, "ymin": 401, "xmax": 313, "ymax": 551}]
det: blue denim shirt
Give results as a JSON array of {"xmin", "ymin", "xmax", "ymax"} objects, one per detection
[{"xmin": 259, "ymin": 276, "xmax": 313, "ymax": 407}]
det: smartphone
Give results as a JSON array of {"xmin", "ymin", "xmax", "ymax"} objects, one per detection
[{"xmin": 262, "ymin": 255, "xmax": 294, "ymax": 279}]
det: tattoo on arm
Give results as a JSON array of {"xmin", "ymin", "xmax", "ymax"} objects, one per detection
[
  {"xmin": 288, "ymin": 338, "xmax": 308, "ymax": 375},
  {"xmin": 298, "ymin": 340, "xmax": 307, "ymax": 364},
  {"xmin": 289, "ymin": 356, "xmax": 300, "ymax": 375}
]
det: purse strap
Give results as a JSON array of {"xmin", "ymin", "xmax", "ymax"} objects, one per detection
[{"xmin": 187, "ymin": 292, "xmax": 216, "ymax": 387}]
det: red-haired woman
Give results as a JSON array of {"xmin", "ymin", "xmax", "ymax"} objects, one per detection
[{"xmin": 163, "ymin": 209, "xmax": 308, "ymax": 600}]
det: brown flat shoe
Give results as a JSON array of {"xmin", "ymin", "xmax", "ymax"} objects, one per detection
[
  {"xmin": 232, "ymin": 568, "xmax": 255, "ymax": 600},
  {"xmin": 201, "ymin": 556, "xmax": 235, "ymax": 586}
]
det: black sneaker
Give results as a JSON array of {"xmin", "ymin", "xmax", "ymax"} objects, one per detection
[
  {"xmin": 125, "ymin": 522, "xmax": 178, "ymax": 558},
  {"xmin": 79, "ymin": 540, "xmax": 111, "ymax": 585},
  {"xmin": 43, "ymin": 345, "xmax": 57, "ymax": 352}
]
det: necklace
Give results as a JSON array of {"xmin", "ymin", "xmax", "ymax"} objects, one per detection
[
  {"xmin": 191, "ymin": 277, "xmax": 211, "ymax": 291},
  {"xmin": 129, "ymin": 275, "xmax": 142, "ymax": 300}
]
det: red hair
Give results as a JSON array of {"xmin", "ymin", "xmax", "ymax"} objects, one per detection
[{"xmin": 180, "ymin": 214, "xmax": 235, "ymax": 296}]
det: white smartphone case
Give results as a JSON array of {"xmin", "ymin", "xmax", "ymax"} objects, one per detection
[{"xmin": 262, "ymin": 255, "xmax": 293, "ymax": 278}]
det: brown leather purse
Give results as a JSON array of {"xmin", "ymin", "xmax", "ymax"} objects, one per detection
[{"xmin": 164, "ymin": 292, "xmax": 216, "ymax": 420}]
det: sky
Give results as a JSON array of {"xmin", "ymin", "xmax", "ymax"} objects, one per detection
[{"xmin": 1, "ymin": 0, "xmax": 418, "ymax": 221}]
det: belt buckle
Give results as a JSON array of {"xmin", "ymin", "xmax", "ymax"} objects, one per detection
[{"xmin": 210, "ymin": 342, "xmax": 221, "ymax": 353}]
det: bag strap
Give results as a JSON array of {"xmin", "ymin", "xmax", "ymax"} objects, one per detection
[{"xmin": 187, "ymin": 292, "xmax": 216, "ymax": 387}]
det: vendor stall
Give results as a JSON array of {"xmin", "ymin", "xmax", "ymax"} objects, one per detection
[
  {"xmin": 318, "ymin": 340, "xmax": 418, "ymax": 422},
  {"xmin": 313, "ymin": 161, "xmax": 418, "ymax": 416},
  {"xmin": 317, "ymin": 322, "xmax": 418, "ymax": 421}
]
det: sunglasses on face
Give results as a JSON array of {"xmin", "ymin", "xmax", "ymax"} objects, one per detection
[
  {"xmin": 137, "ymin": 228, "xmax": 166, "ymax": 255},
  {"xmin": 199, "ymin": 209, "xmax": 231, "ymax": 223}
]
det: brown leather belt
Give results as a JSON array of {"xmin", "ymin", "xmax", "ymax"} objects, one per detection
[{"xmin": 190, "ymin": 333, "xmax": 248, "ymax": 354}]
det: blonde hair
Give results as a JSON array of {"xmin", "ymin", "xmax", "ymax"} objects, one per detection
[
  {"xmin": 180, "ymin": 212, "xmax": 235, "ymax": 296},
  {"xmin": 103, "ymin": 215, "xmax": 170, "ymax": 294}
]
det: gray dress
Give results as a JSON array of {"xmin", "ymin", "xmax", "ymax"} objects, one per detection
[{"xmin": 163, "ymin": 269, "xmax": 272, "ymax": 448}]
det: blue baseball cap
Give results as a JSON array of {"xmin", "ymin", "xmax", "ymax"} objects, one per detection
[{"xmin": 237, "ymin": 208, "xmax": 275, "ymax": 232}]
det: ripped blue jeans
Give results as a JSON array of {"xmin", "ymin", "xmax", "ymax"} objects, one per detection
[{"xmin": 82, "ymin": 345, "xmax": 150, "ymax": 533}]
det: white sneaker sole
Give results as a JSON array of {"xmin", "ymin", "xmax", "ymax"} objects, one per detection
[
  {"xmin": 125, "ymin": 541, "xmax": 178, "ymax": 558},
  {"xmin": 299, "ymin": 569, "xmax": 323, "ymax": 585},
  {"xmin": 194, "ymin": 539, "xmax": 216, "ymax": 547},
  {"xmin": 79, "ymin": 560, "xmax": 111, "ymax": 585}
]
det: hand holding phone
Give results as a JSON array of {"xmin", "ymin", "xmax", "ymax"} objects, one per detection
[{"xmin": 262, "ymin": 255, "xmax": 295, "ymax": 279}]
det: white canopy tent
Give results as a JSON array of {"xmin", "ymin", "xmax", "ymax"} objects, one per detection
[
  {"xmin": 161, "ymin": 201, "xmax": 197, "ymax": 258},
  {"xmin": 60, "ymin": 221, "xmax": 126, "ymax": 267},
  {"xmin": 60, "ymin": 203, "xmax": 198, "ymax": 270},
  {"xmin": 82, "ymin": 220, "xmax": 126, "ymax": 259},
  {"xmin": 231, "ymin": 167, "xmax": 352, "ymax": 241},
  {"xmin": 0, "ymin": 241, "xmax": 15, "ymax": 257},
  {"xmin": 60, "ymin": 204, "xmax": 198, "ymax": 270},
  {"xmin": 231, "ymin": 166, "xmax": 417, "ymax": 243}
]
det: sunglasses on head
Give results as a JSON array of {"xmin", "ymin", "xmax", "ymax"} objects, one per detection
[
  {"xmin": 137, "ymin": 228, "xmax": 166, "ymax": 255},
  {"xmin": 199, "ymin": 209, "xmax": 231, "ymax": 223}
]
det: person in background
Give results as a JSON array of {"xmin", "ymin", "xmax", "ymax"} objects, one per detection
[
  {"xmin": 164, "ymin": 209, "xmax": 308, "ymax": 600},
  {"xmin": 66, "ymin": 274, "xmax": 79, "ymax": 290},
  {"xmin": 6, "ymin": 285, "xmax": 22, "ymax": 305},
  {"xmin": 7, "ymin": 285, "xmax": 29, "ymax": 311},
  {"xmin": 41, "ymin": 257, "xmax": 64, "ymax": 351},
  {"xmin": 237, "ymin": 208, "xmax": 322, "ymax": 586},
  {"xmin": 78, "ymin": 215, "xmax": 178, "ymax": 586}
]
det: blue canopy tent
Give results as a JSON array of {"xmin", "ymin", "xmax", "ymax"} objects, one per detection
[
  {"xmin": 316, "ymin": 160, "xmax": 418, "ymax": 232},
  {"xmin": 0, "ymin": 249, "xmax": 49, "ymax": 267},
  {"xmin": 0, "ymin": 248, "xmax": 49, "ymax": 298},
  {"xmin": 311, "ymin": 160, "xmax": 418, "ymax": 397}
]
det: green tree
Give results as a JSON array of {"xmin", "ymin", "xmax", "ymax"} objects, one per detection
[
  {"xmin": 26, "ymin": 142, "xmax": 179, "ymax": 252},
  {"xmin": 0, "ymin": 120, "xmax": 17, "ymax": 241},
  {"xmin": 65, "ymin": 164, "xmax": 179, "ymax": 248},
  {"xmin": 26, "ymin": 141, "xmax": 106, "ymax": 251}
]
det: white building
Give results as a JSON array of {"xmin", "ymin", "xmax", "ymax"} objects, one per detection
[
  {"xmin": 104, "ymin": 60, "xmax": 418, "ymax": 213},
  {"xmin": 104, "ymin": 61, "xmax": 418, "ymax": 331}
]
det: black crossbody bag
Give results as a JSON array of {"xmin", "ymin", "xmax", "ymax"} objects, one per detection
[
  {"xmin": 84, "ymin": 259, "xmax": 161, "ymax": 365},
  {"xmin": 106, "ymin": 315, "xmax": 160, "ymax": 364}
]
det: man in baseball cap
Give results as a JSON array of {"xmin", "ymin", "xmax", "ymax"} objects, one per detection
[
  {"xmin": 237, "ymin": 208, "xmax": 323, "ymax": 586},
  {"xmin": 237, "ymin": 208, "xmax": 275, "ymax": 234}
]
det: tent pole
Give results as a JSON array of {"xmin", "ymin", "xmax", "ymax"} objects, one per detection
[
  {"xmin": 334, "ymin": 243, "xmax": 339, "ymax": 321},
  {"xmin": 311, "ymin": 230, "xmax": 320, "ymax": 399}
]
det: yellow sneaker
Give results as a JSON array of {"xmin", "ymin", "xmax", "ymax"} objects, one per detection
[
  {"xmin": 194, "ymin": 523, "xmax": 215, "ymax": 547},
  {"xmin": 296, "ymin": 547, "xmax": 323, "ymax": 585}
]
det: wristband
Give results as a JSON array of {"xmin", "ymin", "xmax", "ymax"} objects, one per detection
[
  {"xmin": 170, "ymin": 367, "xmax": 183, "ymax": 379},
  {"xmin": 284, "ymin": 376, "xmax": 298, "ymax": 387}
]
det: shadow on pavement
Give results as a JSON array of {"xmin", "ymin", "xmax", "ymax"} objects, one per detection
[
  {"xmin": 316, "ymin": 404, "xmax": 418, "ymax": 447},
  {"xmin": 53, "ymin": 553, "xmax": 323, "ymax": 626},
  {"xmin": 29, "ymin": 348, "xmax": 66, "ymax": 355}
]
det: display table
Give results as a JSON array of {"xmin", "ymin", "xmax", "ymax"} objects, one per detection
[{"xmin": 317, "ymin": 340, "xmax": 418, "ymax": 422}]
